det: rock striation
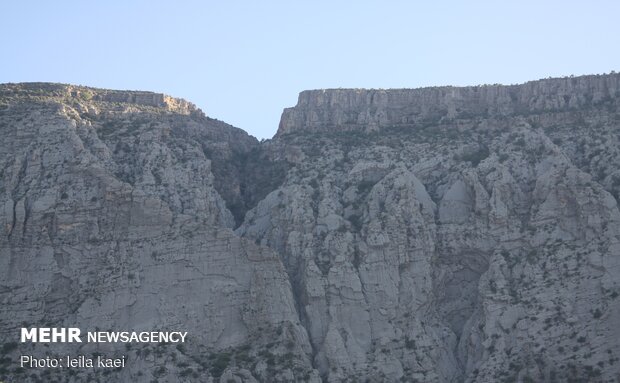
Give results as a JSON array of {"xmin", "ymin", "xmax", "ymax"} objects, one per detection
[
  {"xmin": 278, "ymin": 73, "xmax": 620, "ymax": 135},
  {"xmin": 1, "ymin": 74, "xmax": 620, "ymax": 382},
  {"xmin": 0, "ymin": 85, "xmax": 317, "ymax": 382}
]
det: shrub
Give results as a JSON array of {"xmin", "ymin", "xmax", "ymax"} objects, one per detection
[
  {"xmin": 457, "ymin": 146, "xmax": 489, "ymax": 166},
  {"xmin": 209, "ymin": 352, "xmax": 231, "ymax": 377},
  {"xmin": 405, "ymin": 338, "xmax": 415, "ymax": 350},
  {"xmin": 593, "ymin": 309, "xmax": 602, "ymax": 319},
  {"xmin": 2, "ymin": 342, "xmax": 18, "ymax": 353}
]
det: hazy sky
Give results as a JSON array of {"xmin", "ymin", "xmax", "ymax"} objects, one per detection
[{"xmin": 2, "ymin": 1, "xmax": 619, "ymax": 139}]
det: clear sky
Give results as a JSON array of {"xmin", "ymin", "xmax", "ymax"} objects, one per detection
[{"xmin": 1, "ymin": 1, "xmax": 619, "ymax": 139}]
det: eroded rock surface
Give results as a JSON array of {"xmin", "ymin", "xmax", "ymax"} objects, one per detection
[{"xmin": 1, "ymin": 74, "xmax": 620, "ymax": 382}]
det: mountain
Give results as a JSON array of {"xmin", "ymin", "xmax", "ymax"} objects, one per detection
[{"xmin": 1, "ymin": 74, "xmax": 620, "ymax": 382}]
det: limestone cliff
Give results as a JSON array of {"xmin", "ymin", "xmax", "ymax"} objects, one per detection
[
  {"xmin": 278, "ymin": 73, "xmax": 620, "ymax": 135},
  {"xmin": 0, "ymin": 85, "xmax": 317, "ymax": 382},
  {"xmin": 1, "ymin": 74, "xmax": 620, "ymax": 382}
]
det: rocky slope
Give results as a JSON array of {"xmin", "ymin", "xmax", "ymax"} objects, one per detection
[
  {"xmin": 0, "ymin": 84, "xmax": 317, "ymax": 382},
  {"xmin": 1, "ymin": 74, "xmax": 620, "ymax": 382}
]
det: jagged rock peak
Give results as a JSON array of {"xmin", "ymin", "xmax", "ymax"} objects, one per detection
[
  {"xmin": 277, "ymin": 72, "xmax": 620, "ymax": 135},
  {"xmin": 0, "ymin": 82, "xmax": 198, "ymax": 115}
]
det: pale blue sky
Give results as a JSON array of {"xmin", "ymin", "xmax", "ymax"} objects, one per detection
[{"xmin": 1, "ymin": 1, "xmax": 619, "ymax": 139}]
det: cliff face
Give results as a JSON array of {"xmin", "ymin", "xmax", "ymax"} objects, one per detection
[
  {"xmin": 0, "ymin": 85, "xmax": 317, "ymax": 382},
  {"xmin": 1, "ymin": 74, "xmax": 620, "ymax": 382},
  {"xmin": 259, "ymin": 73, "xmax": 620, "ymax": 382},
  {"xmin": 278, "ymin": 73, "xmax": 620, "ymax": 135}
]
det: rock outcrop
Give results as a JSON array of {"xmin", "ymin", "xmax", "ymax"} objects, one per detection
[
  {"xmin": 278, "ymin": 73, "xmax": 620, "ymax": 135},
  {"xmin": 0, "ymin": 85, "xmax": 317, "ymax": 382},
  {"xmin": 1, "ymin": 74, "xmax": 620, "ymax": 382}
]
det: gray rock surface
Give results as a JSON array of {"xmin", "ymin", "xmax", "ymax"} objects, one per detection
[
  {"xmin": 2, "ymin": 74, "xmax": 620, "ymax": 382},
  {"xmin": 0, "ymin": 85, "xmax": 317, "ymax": 382}
]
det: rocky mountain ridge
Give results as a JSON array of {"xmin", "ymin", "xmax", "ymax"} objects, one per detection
[
  {"xmin": 1, "ymin": 73, "xmax": 620, "ymax": 382},
  {"xmin": 0, "ymin": 82, "xmax": 198, "ymax": 114},
  {"xmin": 278, "ymin": 73, "xmax": 620, "ymax": 135}
]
